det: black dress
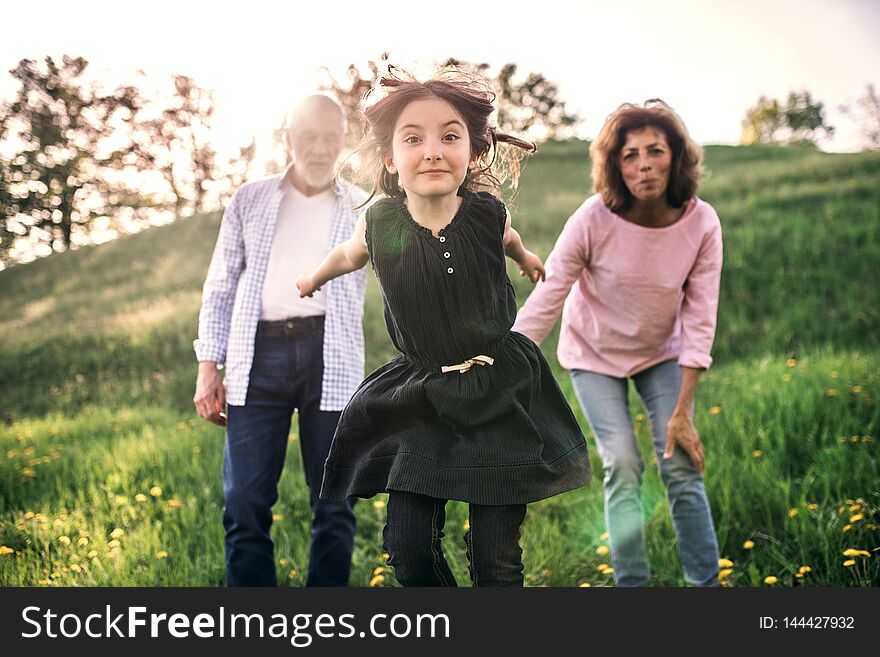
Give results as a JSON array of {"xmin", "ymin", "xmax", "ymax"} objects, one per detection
[{"xmin": 320, "ymin": 190, "xmax": 591, "ymax": 505}]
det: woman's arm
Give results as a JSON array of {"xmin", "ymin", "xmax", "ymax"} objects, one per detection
[
  {"xmin": 297, "ymin": 213, "xmax": 369, "ymax": 298},
  {"xmin": 511, "ymin": 205, "xmax": 589, "ymax": 346}
]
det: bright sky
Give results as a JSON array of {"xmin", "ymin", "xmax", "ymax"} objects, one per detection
[{"xmin": 2, "ymin": 0, "xmax": 878, "ymax": 159}]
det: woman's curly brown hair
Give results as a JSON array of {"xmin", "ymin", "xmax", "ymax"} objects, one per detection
[{"xmin": 590, "ymin": 99, "xmax": 702, "ymax": 214}]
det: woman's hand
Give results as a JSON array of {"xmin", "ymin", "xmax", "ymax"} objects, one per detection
[
  {"xmin": 663, "ymin": 412, "xmax": 705, "ymax": 474},
  {"xmin": 296, "ymin": 273, "xmax": 321, "ymax": 298},
  {"xmin": 518, "ymin": 250, "xmax": 546, "ymax": 284}
]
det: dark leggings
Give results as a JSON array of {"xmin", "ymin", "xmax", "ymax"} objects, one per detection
[{"xmin": 382, "ymin": 490, "xmax": 527, "ymax": 587}]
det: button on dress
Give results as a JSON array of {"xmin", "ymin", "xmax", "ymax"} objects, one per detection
[{"xmin": 320, "ymin": 190, "xmax": 591, "ymax": 505}]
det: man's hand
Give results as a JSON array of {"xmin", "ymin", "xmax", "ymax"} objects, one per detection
[{"xmin": 194, "ymin": 361, "xmax": 227, "ymax": 427}]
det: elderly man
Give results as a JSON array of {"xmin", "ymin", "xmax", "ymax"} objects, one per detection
[{"xmin": 193, "ymin": 95, "xmax": 367, "ymax": 586}]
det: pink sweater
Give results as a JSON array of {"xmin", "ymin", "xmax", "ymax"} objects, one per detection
[{"xmin": 512, "ymin": 194, "xmax": 723, "ymax": 377}]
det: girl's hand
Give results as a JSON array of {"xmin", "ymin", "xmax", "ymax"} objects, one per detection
[
  {"xmin": 296, "ymin": 273, "xmax": 321, "ymax": 298},
  {"xmin": 518, "ymin": 250, "xmax": 546, "ymax": 284},
  {"xmin": 663, "ymin": 412, "xmax": 705, "ymax": 474}
]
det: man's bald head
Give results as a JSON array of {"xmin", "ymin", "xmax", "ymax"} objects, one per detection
[{"xmin": 286, "ymin": 94, "xmax": 346, "ymax": 136}]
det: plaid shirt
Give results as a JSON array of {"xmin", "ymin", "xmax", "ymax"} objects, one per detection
[{"xmin": 194, "ymin": 170, "xmax": 369, "ymax": 409}]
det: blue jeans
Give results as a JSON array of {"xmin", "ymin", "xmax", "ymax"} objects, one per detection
[
  {"xmin": 223, "ymin": 316, "xmax": 356, "ymax": 587},
  {"xmin": 571, "ymin": 360, "xmax": 719, "ymax": 586},
  {"xmin": 383, "ymin": 491, "xmax": 527, "ymax": 587}
]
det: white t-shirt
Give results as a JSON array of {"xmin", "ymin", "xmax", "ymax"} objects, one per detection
[{"xmin": 260, "ymin": 184, "xmax": 334, "ymax": 320}]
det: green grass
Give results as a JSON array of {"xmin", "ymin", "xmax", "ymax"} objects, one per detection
[{"xmin": 1, "ymin": 142, "xmax": 878, "ymax": 586}]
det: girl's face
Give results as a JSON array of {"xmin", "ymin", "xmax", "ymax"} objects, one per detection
[
  {"xmin": 618, "ymin": 126, "xmax": 673, "ymax": 204},
  {"xmin": 384, "ymin": 97, "xmax": 476, "ymax": 203}
]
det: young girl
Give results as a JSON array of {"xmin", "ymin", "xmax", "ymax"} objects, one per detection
[{"xmin": 296, "ymin": 67, "xmax": 591, "ymax": 587}]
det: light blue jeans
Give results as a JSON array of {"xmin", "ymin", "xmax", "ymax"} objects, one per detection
[{"xmin": 571, "ymin": 360, "xmax": 719, "ymax": 586}]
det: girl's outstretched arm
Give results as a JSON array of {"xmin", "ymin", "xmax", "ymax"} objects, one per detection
[
  {"xmin": 502, "ymin": 209, "xmax": 546, "ymax": 283},
  {"xmin": 297, "ymin": 214, "xmax": 369, "ymax": 297}
]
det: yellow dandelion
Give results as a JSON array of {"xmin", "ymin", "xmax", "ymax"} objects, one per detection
[
  {"xmin": 105, "ymin": 551, "xmax": 117, "ymax": 560},
  {"xmin": 709, "ymin": 406, "xmax": 721, "ymax": 415},
  {"xmin": 862, "ymin": 436, "xmax": 874, "ymax": 442},
  {"xmin": 596, "ymin": 545, "xmax": 610, "ymax": 556},
  {"xmin": 579, "ymin": 582, "xmax": 592, "ymax": 587},
  {"xmin": 743, "ymin": 540, "xmax": 755, "ymax": 550},
  {"xmin": 35, "ymin": 513, "xmax": 47, "ymax": 524},
  {"xmin": 373, "ymin": 500, "xmax": 386, "ymax": 510},
  {"xmin": 70, "ymin": 564, "xmax": 82, "ymax": 573},
  {"xmin": 87, "ymin": 550, "xmax": 98, "ymax": 559},
  {"xmin": 149, "ymin": 486, "xmax": 162, "ymax": 497},
  {"xmin": 463, "ymin": 520, "xmax": 470, "ymax": 532},
  {"xmin": 799, "ymin": 566, "xmax": 811, "ymax": 574},
  {"xmin": 600, "ymin": 531, "xmax": 610, "ymax": 540},
  {"xmin": 107, "ymin": 539, "xmax": 121, "ymax": 549},
  {"xmin": 24, "ymin": 512, "xmax": 35, "ymax": 520},
  {"xmin": 788, "ymin": 508, "xmax": 799, "ymax": 518},
  {"xmin": 51, "ymin": 571, "xmax": 60, "ymax": 579},
  {"xmin": 597, "ymin": 564, "xmax": 610, "ymax": 572},
  {"xmin": 782, "ymin": 374, "xmax": 792, "ymax": 382},
  {"xmin": 849, "ymin": 514, "xmax": 864, "ymax": 523},
  {"xmin": 831, "ymin": 371, "xmax": 839, "ymax": 379},
  {"xmin": 786, "ymin": 358, "xmax": 797, "ymax": 367},
  {"xmin": 38, "ymin": 579, "xmax": 50, "ymax": 586},
  {"xmin": 373, "ymin": 566, "xmax": 391, "ymax": 576},
  {"xmin": 166, "ymin": 499, "xmax": 183, "ymax": 508},
  {"xmin": 272, "ymin": 514, "xmax": 282, "ymax": 522},
  {"xmin": 20, "ymin": 467, "xmax": 37, "ymax": 477},
  {"xmin": 135, "ymin": 494, "xmax": 147, "ymax": 503},
  {"xmin": 193, "ymin": 446, "xmax": 202, "ymax": 454},
  {"xmin": 842, "ymin": 524, "xmax": 852, "ymax": 532},
  {"xmin": 288, "ymin": 569, "xmax": 298, "ymax": 579},
  {"xmin": 58, "ymin": 535, "xmax": 71, "ymax": 546},
  {"xmin": 718, "ymin": 558, "xmax": 735, "ymax": 568},
  {"xmin": 634, "ymin": 413, "xmax": 646, "ymax": 422},
  {"xmin": 851, "ymin": 436, "xmax": 860, "ymax": 443},
  {"xmin": 763, "ymin": 576, "xmax": 778, "ymax": 585},
  {"xmin": 795, "ymin": 573, "xmax": 803, "ymax": 579},
  {"xmin": 370, "ymin": 574, "xmax": 385, "ymax": 587},
  {"xmin": 0, "ymin": 546, "xmax": 14, "ymax": 556},
  {"xmin": 807, "ymin": 503, "xmax": 818, "ymax": 510},
  {"xmin": 603, "ymin": 567, "xmax": 614, "ymax": 575},
  {"xmin": 156, "ymin": 551, "xmax": 168, "ymax": 559},
  {"xmin": 751, "ymin": 450, "xmax": 762, "ymax": 458},
  {"xmin": 852, "ymin": 386, "xmax": 862, "ymax": 393},
  {"xmin": 110, "ymin": 528, "xmax": 125, "ymax": 540},
  {"xmin": 842, "ymin": 560, "xmax": 856, "ymax": 567},
  {"xmin": 382, "ymin": 553, "xmax": 390, "ymax": 562},
  {"xmin": 825, "ymin": 388, "xmax": 839, "ymax": 397},
  {"xmin": 288, "ymin": 433, "xmax": 297, "ymax": 441},
  {"xmin": 719, "ymin": 568, "xmax": 734, "ymax": 579},
  {"xmin": 77, "ymin": 536, "xmax": 89, "ymax": 547},
  {"xmin": 279, "ymin": 559, "xmax": 288, "ymax": 566}
]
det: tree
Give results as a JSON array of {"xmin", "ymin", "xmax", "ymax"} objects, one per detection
[
  {"xmin": 0, "ymin": 56, "xmax": 143, "ymax": 263},
  {"xmin": 839, "ymin": 84, "xmax": 880, "ymax": 150},
  {"xmin": 740, "ymin": 90, "xmax": 833, "ymax": 145},
  {"xmin": 129, "ymin": 75, "xmax": 217, "ymax": 216},
  {"xmin": 783, "ymin": 90, "xmax": 834, "ymax": 144},
  {"xmin": 740, "ymin": 96, "xmax": 783, "ymax": 144}
]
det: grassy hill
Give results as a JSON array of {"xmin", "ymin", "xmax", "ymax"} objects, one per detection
[{"xmin": 1, "ymin": 142, "xmax": 878, "ymax": 586}]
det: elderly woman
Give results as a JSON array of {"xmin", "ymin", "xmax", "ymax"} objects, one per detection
[{"xmin": 513, "ymin": 100, "xmax": 722, "ymax": 586}]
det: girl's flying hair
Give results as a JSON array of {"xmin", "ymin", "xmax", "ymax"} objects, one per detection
[{"xmin": 355, "ymin": 65, "xmax": 536, "ymax": 203}]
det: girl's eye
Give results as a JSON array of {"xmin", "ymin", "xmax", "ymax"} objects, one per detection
[
  {"xmin": 443, "ymin": 133, "xmax": 460, "ymax": 141},
  {"xmin": 404, "ymin": 135, "xmax": 421, "ymax": 144}
]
